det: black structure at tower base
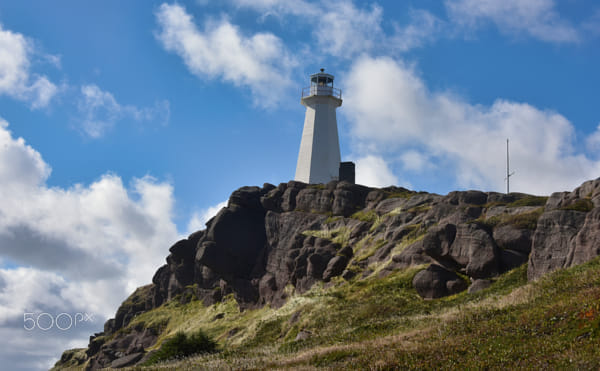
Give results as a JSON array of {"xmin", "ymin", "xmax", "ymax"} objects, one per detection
[{"xmin": 339, "ymin": 162, "xmax": 355, "ymax": 184}]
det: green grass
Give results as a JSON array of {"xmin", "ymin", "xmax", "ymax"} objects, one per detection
[
  {"xmin": 62, "ymin": 257, "xmax": 600, "ymax": 370},
  {"xmin": 384, "ymin": 189, "xmax": 415, "ymax": 199},
  {"xmin": 354, "ymin": 238, "xmax": 387, "ymax": 262},
  {"xmin": 474, "ymin": 207, "xmax": 544, "ymax": 230},
  {"xmin": 324, "ymin": 215, "xmax": 342, "ymax": 224},
  {"xmin": 406, "ymin": 204, "xmax": 432, "ymax": 213},
  {"xmin": 350, "ymin": 209, "xmax": 378, "ymax": 223},
  {"xmin": 301, "ymin": 227, "xmax": 350, "ymax": 247},
  {"xmin": 50, "ymin": 348, "xmax": 87, "ymax": 370},
  {"xmin": 56, "ymin": 248, "xmax": 600, "ymax": 370},
  {"xmin": 122, "ymin": 263, "xmax": 531, "ymax": 370},
  {"xmin": 561, "ymin": 198, "xmax": 594, "ymax": 212},
  {"xmin": 506, "ymin": 196, "xmax": 548, "ymax": 207},
  {"xmin": 339, "ymin": 258, "xmax": 600, "ymax": 369},
  {"xmin": 180, "ymin": 259, "xmax": 599, "ymax": 370}
]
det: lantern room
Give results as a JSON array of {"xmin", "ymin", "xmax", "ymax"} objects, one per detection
[{"xmin": 302, "ymin": 68, "xmax": 342, "ymax": 99}]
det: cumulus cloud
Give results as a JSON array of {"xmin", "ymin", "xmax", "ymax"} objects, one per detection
[
  {"xmin": 354, "ymin": 155, "xmax": 400, "ymax": 188},
  {"xmin": 0, "ymin": 266, "xmax": 108, "ymax": 370},
  {"xmin": 78, "ymin": 84, "xmax": 170, "ymax": 138},
  {"xmin": 344, "ymin": 56, "xmax": 600, "ymax": 194},
  {"xmin": 389, "ymin": 9, "xmax": 445, "ymax": 53},
  {"xmin": 155, "ymin": 3, "xmax": 297, "ymax": 107},
  {"xmin": 400, "ymin": 150, "xmax": 432, "ymax": 172},
  {"xmin": 232, "ymin": 0, "xmax": 433, "ymax": 57},
  {"xmin": 0, "ymin": 25, "xmax": 58, "ymax": 108},
  {"xmin": 586, "ymin": 123, "xmax": 600, "ymax": 154},
  {"xmin": 312, "ymin": 1, "xmax": 383, "ymax": 58},
  {"xmin": 0, "ymin": 118, "xmax": 179, "ymax": 369},
  {"xmin": 445, "ymin": 0, "xmax": 579, "ymax": 43},
  {"xmin": 231, "ymin": 0, "xmax": 314, "ymax": 18}
]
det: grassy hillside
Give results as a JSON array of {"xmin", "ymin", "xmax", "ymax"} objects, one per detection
[{"xmin": 67, "ymin": 255, "xmax": 600, "ymax": 370}]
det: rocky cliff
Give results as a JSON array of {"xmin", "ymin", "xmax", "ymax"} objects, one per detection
[{"xmin": 56, "ymin": 178, "xmax": 600, "ymax": 369}]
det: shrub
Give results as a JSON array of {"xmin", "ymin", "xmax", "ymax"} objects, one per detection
[{"xmin": 145, "ymin": 330, "xmax": 217, "ymax": 364}]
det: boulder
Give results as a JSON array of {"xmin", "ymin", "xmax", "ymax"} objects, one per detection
[
  {"xmin": 422, "ymin": 223, "xmax": 457, "ymax": 268},
  {"xmin": 332, "ymin": 182, "xmax": 371, "ymax": 216},
  {"xmin": 295, "ymin": 330, "xmax": 312, "ymax": 341},
  {"xmin": 322, "ymin": 255, "xmax": 349, "ymax": 281},
  {"xmin": 528, "ymin": 210, "xmax": 587, "ymax": 280},
  {"xmin": 493, "ymin": 225, "xmax": 532, "ymax": 255},
  {"xmin": 413, "ymin": 264, "xmax": 468, "ymax": 299},
  {"xmin": 307, "ymin": 253, "xmax": 329, "ymax": 279},
  {"xmin": 444, "ymin": 190, "xmax": 488, "ymax": 206},
  {"xmin": 468, "ymin": 279, "xmax": 492, "ymax": 294},
  {"xmin": 342, "ymin": 269, "xmax": 356, "ymax": 281},
  {"xmin": 198, "ymin": 203, "xmax": 266, "ymax": 279},
  {"xmin": 375, "ymin": 197, "xmax": 409, "ymax": 215},
  {"xmin": 569, "ymin": 207, "xmax": 600, "ymax": 267},
  {"xmin": 450, "ymin": 224, "xmax": 500, "ymax": 279},
  {"xmin": 110, "ymin": 352, "xmax": 144, "ymax": 368},
  {"xmin": 390, "ymin": 240, "xmax": 432, "ymax": 269},
  {"xmin": 295, "ymin": 188, "xmax": 334, "ymax": 213},
  {"xmin": 260, "ymin": 183, "xmax": 286, "ymax": 212},
  {"xmin": 281, "ymin": 181, "xmax": 306, "ymax": 211},
  {"xmin": 228, "ymin": 186, "xmax": 263, "ymax": 210}
]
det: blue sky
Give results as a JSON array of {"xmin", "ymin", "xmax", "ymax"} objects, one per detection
[{"xmin": 0, "ymin": 0, "xmax": 599, "ymax": 369}]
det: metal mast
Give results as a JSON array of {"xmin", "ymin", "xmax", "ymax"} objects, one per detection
[{"xmin": 505, "ymin": 138, "xmax": 515, "ymax": 194}]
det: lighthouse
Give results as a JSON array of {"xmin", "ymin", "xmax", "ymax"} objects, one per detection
[{"xmin": 295, "ymin": 69, "xmax": 344, "ymax": 184}]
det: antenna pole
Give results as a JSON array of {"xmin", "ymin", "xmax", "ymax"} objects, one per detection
[{"xmin": 506, "ymin": 138, "xmax": 515, "ymax": 194}]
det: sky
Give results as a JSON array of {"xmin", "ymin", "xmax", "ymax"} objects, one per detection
[{"xmin": 0, "ymin": 0, "xmax": 599, "ymax": 369}]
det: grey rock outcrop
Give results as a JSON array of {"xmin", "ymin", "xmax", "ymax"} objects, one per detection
[
  {"xmin": 527, "ymin": 178, "xmax": 600, "ymax": 280},
  {"xmin": 57, "ymin": 177, "xmax": 600, "ymax": 370}
]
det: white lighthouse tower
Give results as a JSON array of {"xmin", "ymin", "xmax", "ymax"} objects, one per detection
[{"xmin": 295, "ymin": 69, "xmax": 342, "ymax": 184}]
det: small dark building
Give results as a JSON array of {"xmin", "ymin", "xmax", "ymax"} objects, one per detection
[{"xmin": 339, "ymin": 162, "xmax": 355, "ymax": 184}]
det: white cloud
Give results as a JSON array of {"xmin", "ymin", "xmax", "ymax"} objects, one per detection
[
  {"xmin": 155, "ymin": 3, "xmax": 297, "ymax": 107},
  {"xmin": 231, "ymin": 0, "xmax": 396, "ymax": 58},
  {"xmin": 186, "ymin": 200, "xmax": 227, "ymax": 235},
  {"xmin": 400, "ymin": 150, "xmax": 432, "ymax": 172},
  {"xmin": 0, "ymin": 119, "xmax": 50, "ymax": 190},
  {"xmin": 354, "ymin": 155, "xmax": 400, "ymax": 188},
  {"xmin": 0, "ymin": 118, "xmax": 180, "ymax": 368},
  {"xmin": 445, "ymin": 0, "xmax": 579, "ymax": 43},
  {"xmin": 586, "ymin": 123, "xmax": 600, "ymax": 154},
  {"xmin": 314, "ymin": 1, "xmax": 384, "ymax": 58},
  {"xmin": 390, "ymin": 9, "xmax": 445, "ymax": 53},
  {"xmin": 231, "ymin": 0, "xmax": 315, "ymax": 18},
  {"xmin": 344, "ymin": 56, "xmax": 600, "ymax": 194},
  {"xmin": 0, "ymin": 267, "xmax": 109, "ymax": 370},
  {"xmin": 78, "ymin": 84, "xmax": 170, "ymax": 138},
  {"xmin": 232, "ymin": 0, "xmax": 446, "ymax": 58},
  {"xmin": 0, "ymin": 25, "xmax": 58, "ymax": 108}
]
